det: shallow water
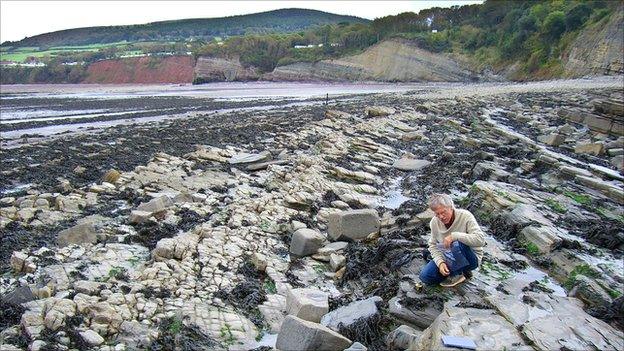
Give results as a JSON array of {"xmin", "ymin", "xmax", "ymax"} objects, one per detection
[
  {"xmin": 0, "ymin": 82, "xmax": 427, "ymax": 146},
  {"xmin": 380, "ymin": 176, "xmax": 412, "ymax": 209}
]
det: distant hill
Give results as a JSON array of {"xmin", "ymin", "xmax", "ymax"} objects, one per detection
[{"xmin": 2, "ymin": 8, "xmax": 368, "ymax": 48}]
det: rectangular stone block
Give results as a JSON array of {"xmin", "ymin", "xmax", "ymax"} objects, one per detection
[
  {"xmin": 286, "ymin": 288, "xmax": 329, "ymax": 323},
  {"xmin": 583, "ymin": 114, "xmax": 613, "ymax": 134},
  {"xmin": 611, "ymin": 120, "xmax": 624, "ymax": 136},
  {"xmin": 290, "ymin": 229, "xmax": 325, "ymax": 257},
  {"xmin": 276, "ymin": 315, "xmax": 352, "ymax": 351},
  {"xmin": 327, "ymin": 209, "xmax": 380, "ymax": 241},
  {"xmin": 557, "ymin": 108, "xmax": 585, "ymax": 123},
  {"xmin": 137, "ymin": 195, "xmax": 173, "ymax": 213}
]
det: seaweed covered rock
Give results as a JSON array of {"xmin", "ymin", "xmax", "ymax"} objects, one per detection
[
  {"xmin": 386, "ymin": 325, "xmax": 422, "ymax": 351},
  {"xmin": 388, "ymin": 295, "xmax": 443, "ymax": 329},
  {"xmin": 320, "ymin": 296, "xmax": 382, "ymax": 331}
]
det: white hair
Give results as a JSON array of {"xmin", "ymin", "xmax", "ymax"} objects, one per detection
[{"xmin": 428, "ymin": 193, "xmax": 455, "ymax": 209}]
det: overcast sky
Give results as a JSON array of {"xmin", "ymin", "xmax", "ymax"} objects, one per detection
[{"xmin": 1, "ymin": 1, "xmax": 482, "ymax": 43}]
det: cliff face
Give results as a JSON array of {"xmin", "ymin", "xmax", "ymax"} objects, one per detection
[
  {"xmin": 265, "ymin": 39, "xmax": 479, "ymax": 82},
  {"xmin": 84, "ymin": 56, "xmax": 194, "ymax": 84},
  {"xmin": 563, "ymin": 7, "xmax": 624, "ymax": 77},
  {"xmin": 193, "ymin": 57, "xmax": 260, "ymax": 83}
]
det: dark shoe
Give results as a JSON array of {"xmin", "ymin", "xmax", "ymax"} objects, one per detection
[
  {"xmin": 463, "ymin": 270, "xmax": 473, "ymax": 280},
  {"xmin": 440, "ymin": 274, "xmax": 466, "ymax": 288}
]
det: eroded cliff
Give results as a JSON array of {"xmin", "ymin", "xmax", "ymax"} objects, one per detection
[
  {"xmin": 264, "ymin": 38, "xmax": 479, "ymax": 82},
  {"xmin": 563, "ymin": 7, "xmax": 624, "ymax": 77}
]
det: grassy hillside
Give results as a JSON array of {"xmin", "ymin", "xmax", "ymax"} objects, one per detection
[{"xmin": 1, "ymin": 9, "xmax": 368, "ymax": 48}]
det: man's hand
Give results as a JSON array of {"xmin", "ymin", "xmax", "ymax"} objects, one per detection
[
  {"xmin": 438, "ymin": 262, "xmax": 450, "ymax": 276},
  {"xmin": 443, "ymin": 235, "xmax": 454, "ymax": 249}
]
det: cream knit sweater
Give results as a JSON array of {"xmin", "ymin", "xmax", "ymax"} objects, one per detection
[{"xmin": 428, "ymin": 208, "xmax": 485, "ymax": 267}]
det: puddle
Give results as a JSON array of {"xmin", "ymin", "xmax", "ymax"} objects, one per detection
[
  {"xmin": 0, "ymin": 108, "xmax": 109, "ymax": 121},
  {"xmin": 379, "ymin": 177, "xmax": 412, "ymax": 209},
  {"xmin": 256, "ymin": 333, "xmax": 277, "ymax": 347},
  {"xmin": 0, "ymin": 109, "xmax": 167, "ymax": 124},
  {"xmin": 1, "ymin": 183, "xmax": 33, "ymax": 195},
  {"xmin": 514, "ymin": 266, "xmax": 566, "ymax": 297}
]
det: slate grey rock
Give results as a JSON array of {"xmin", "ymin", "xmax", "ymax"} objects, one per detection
[
  {"xmin": 228, "ymin": 151, "xmax": 271, "ymax": 165},
  {"xmin": 136, "ymin": 195, "xmax": 173, "ymax": 213},
  {"xmin": 57, "ymin": 222, "xmax": 99, "ymax": 247},
  {"xmin": 286, "ymin": 288, "xmax": 330, "ymax": 323},
  {"xmin": 327, "ymin": 209, "xmax": 380, "ymax": 241},
  {"xmin": 276, "ymin": 315, "xmax": 352, "ymax": 351},
  {"xmin": 386, "ymin": 325, "xmax": 422, "ymax": 350},
  {"xmin": 290, "ymin": 229, "xmax": 325, "ymax": 257},
  {"xmin": 1, "ymin": 285, "xmax": 35, "ymax": 305}
]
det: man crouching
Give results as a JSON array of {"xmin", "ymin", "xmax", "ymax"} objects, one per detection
[{"xmin": 419, "ymin": 193, "xmax": 485, "ymax": 287}]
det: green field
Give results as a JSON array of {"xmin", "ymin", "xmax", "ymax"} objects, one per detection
[
  {"xmin": 1, "ymin": 40, "xmax": 187, "ymax": 62},
  {"xmin": 1, "ymin": 41, "xmax": 133, "ymax": 62},
  {"xmin": 1, "ymin": 51, "xmax": 52, "ymax": 62}
]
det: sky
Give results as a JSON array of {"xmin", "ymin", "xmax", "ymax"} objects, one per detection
[{"xmin": 1, "ymin": 1, "xmax": 482, "ymax": 43}]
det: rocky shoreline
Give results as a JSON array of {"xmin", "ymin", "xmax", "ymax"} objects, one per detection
[{"xmin": 1, "ymin": 78, "xmax": 623, "ymax": 350}]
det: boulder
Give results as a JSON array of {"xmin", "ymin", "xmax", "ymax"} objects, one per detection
[
  {"xmin": 57, "ymin": 222, "xmax": 99, "ymax": 247},
  {"xmin": 327, "ymin": 209, "xmax": 380, "ymax": 241},
  {"xmin": 575, "ymin": 142, "xmax": 605, "ymax": 156},
  {"xmin": 386, "ymin": 325, "xmax": 422, "ymax": 350},
  {"xmin": 537, "ymin": 133, "xmax": 566, "ymax": 146},
  {"xmin": 10, "ymin": 251, "xmax": 36, "ymax": 273},
  {"xmin": 80, "ymin": 330, "xmax": 105, "ymax": 346},
  {"xmin": 290, "ymin": 229, "xmax": 326, "ymax": 257},
  {"xmin": 136, "ymin": 195, "xmax": 173, "ymax": 213},
  {"xmin": 276, "ymin": 315, "xmax": 352, "ymax": 351},
  {"xmin": 251, "ymin": 252, "xmax": 268, "ymax": 272},
  {"xmin": 286, "ymin": 288, "xmax": 329, "ymax": 323},
  {"xmin": 129, "ymin": 210, "xmax": 152, "ymax": 224},
  {"xmin": 365, "ymin": 106, "xmax": 396, "ymax": 117},
  {"xmin": 392, "ymin": 158, "xmax": 431, "ymax": 171},
  {"xmin": 102, "ymin": 169, "xmax": 121, "ymax": 183},
  {"xmin": 152, "ymin": 232, "xmax": 199, "ymax": 261},
  {"xmin": 1, "ymin": 286, "xmax": 35, "ymax": 305},
  {"xmin": 321, "ymin": 296, "xmax": 382, "ymax": 331}
]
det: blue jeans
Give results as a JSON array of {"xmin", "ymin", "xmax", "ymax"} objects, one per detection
[{"xmin": 419, "ymin": 241, "xmax": 479, "ymax": 285}]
